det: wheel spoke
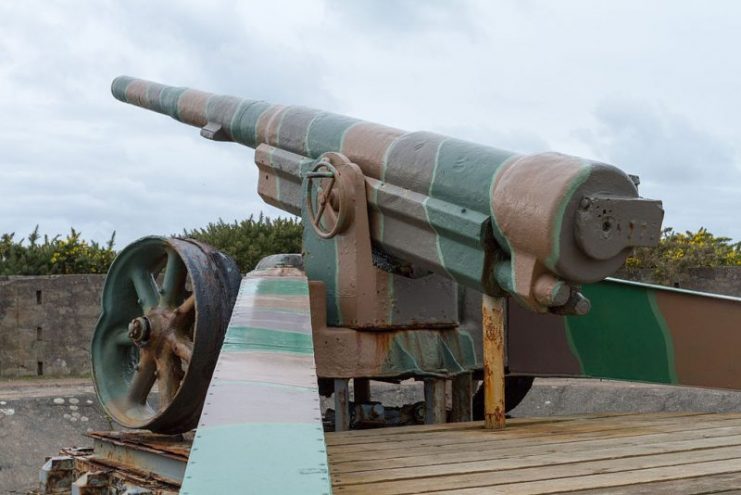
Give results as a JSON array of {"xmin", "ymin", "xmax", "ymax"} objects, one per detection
[
  {"xmin": 170, "ymin": 334, "xmax": 193, "ymax": 366},
  {"xmin": 177, "ymin": 294, "xmax": 195, "ymax": 315},
  {"xmin": 131, "ymin": 269, "xmax": 159, "ymax": 311},
  {"xmin": 161, "ymin": 250, "xmax": 187, "ymax": 307},
  {"xmin": 171, "ymin": 294, "xmax": 196, "ymax": 330},
  {"xmin": 113, "ymin": 328, "xmax": 134, "ymax": 346},
  {"xmin": 127, "ymin": 350, "xmax": 156, "ymax": 405},
  {"xmin": 156, "ymin": 351, "xmax": 183, "ymax": 410}
]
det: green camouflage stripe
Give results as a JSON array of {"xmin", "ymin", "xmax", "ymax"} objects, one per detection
[{"xmin": 509, "ymin": 278, "xmax": 741, "ymax": 389}]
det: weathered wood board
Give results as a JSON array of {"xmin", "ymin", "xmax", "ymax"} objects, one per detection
[{"xmin": 327, "ymin": 413, "xmax": 741, "ymax": 494}]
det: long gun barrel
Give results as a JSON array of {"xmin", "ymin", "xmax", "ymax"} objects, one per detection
[{"xmin": 112, "ymin": 76, "xmax": 663, "ymax": 314}]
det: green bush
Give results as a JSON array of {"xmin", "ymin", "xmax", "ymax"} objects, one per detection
[
  {"xmin": 4, "ymin": 221, "xmax": 736, "ymax": 285},
  {"xmin": 625, "ymin": 227, "xmax": 741, "ymax": 285},
  {"xmin": 0, "ymin": 226, "xmax": 116, "ymax": 275},
  {"xmin": 182, "ymin": 214, "xmax": 303, "ymax": 273}
]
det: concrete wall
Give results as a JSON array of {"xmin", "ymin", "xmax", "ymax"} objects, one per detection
[
  {"xmin": 0, "ymin": 267, "xmax": 737, "ymax": 378},
  {"xmin": 0, "ymin": 275, "xmax": 104, "ymax": 378}
]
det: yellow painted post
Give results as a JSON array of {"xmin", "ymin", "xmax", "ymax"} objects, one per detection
[{"xmin": 482, "ymin": 295, "xmax": 506, "ymax": 429}]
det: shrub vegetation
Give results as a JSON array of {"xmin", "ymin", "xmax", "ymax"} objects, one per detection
[{"xmin": 1, "ymin": 221, "xmax": 737, "ymax": 289}]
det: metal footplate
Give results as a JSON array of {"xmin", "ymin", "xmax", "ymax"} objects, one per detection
[{"xmin": 180, "ymin": 267, "xmax": 332, "ymax": 494}]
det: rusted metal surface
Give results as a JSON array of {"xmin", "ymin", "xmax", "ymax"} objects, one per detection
[
  {"xmin": 39, "ymin": 456, "xmax": 75, "ymax": 494},
  {"xmin": 48, "ymin": 433, "xmax": 186, "ymax": 494},
  {"xmin": 70, "ymin": 471, "xmax": 109, "ymax": 494},
  {"xmin": 482, "ymin": 295, "xmax": 506, "ymax": 429},
  {"xmin": 72, "ymin": 457, "xmax": 179, "ymax": 494},
  {"xmin": 88, "ymin": 436, "xmax": 186, "ymax": 487},
  {"xmin": 87, "ymin": 431, "xmax": 191, "ymax": 462},
  {"xmin": 70, "ymin": 431, "xmax": 186, "ymax": 495}
]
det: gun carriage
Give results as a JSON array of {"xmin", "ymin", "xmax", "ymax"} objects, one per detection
[
  {"xmin": 35, "ymin": 76, "xmax": 741, "ymax": 495},
  {"xmin": 79, "ymin": 76, "xmax": 703, "ymax": 493}
]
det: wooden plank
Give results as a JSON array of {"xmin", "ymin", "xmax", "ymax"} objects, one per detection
[
  {"xmin": 328, "ymin": 413, "xmax": 731, "ymax": 455},
  {"xmin": 325, "ymin": 412, "xmax": 714, "ymax": 446},
  {"xmin": 328, "ymin": 419, "xmax": 741, "ymax": 464},
  {"xmin": 571, "ymin": 473, "xmax": 741, "ymax": 494},
  {"xmin": 481, "ymin": 295, "xmax": 505, "ymax": 429},
  {"xmin": 328, "ymin": 413, "xmax": 741, "ymax": 495},
  {"xmin": 331, "ymin": 426, "xmax": 741, "ymax": 474},
  {"xmin": 325, "ymin": 415, "xmax": 603, "ymax": 445},
  {"xmin": 331, "ymin": 442, "xmax": 741, "ymax": 491},
  {"xmin": 325, "ymin": 412, "xmax": 700, "ymax": 444},
  {"xmin": 420, "ymin": 458, "xmax": 741, "ymax": 495}
]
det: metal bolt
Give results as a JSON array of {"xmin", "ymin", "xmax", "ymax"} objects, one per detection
[{"xmin": 128, "ymin": 317, "xmax": 151, "ymax": 342}]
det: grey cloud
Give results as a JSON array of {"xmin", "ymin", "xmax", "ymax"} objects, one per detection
[
  {"xmin": 577, "ymin": 97, "xmax": 741, "ymax": 240},
  {"xmin": 582, "ymin": 97, "xmax": 740, "ymax": 184},
  {"xmin": 0, "ymin": 1, "xmax": 328, "ymax": 247},
  {"xmin": 1, "ymin": 0, "xmax": 740, "ymax": 249},
  {"xmin": 327, "ymin": 0, "xmax": 476, "ymax": 34}
]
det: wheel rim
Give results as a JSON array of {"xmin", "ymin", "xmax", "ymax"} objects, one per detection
[{"xmin": 91, "ymin": 236, "xmax": 240, "ymax": 433}]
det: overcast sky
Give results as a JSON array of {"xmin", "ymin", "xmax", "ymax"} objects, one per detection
[{"xmin": 1, "ymin": 0, "xmax": 739, "ymax": 248}]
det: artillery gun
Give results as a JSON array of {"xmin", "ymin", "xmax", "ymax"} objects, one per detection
[{"xmin": 89, "ymin": 76, "xmax": 665, "ymax": 493}]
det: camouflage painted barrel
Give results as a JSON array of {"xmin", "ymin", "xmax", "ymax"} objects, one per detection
[{"xmin": 112, "ymin": 76, "xmax": 663, "ymax": 313}]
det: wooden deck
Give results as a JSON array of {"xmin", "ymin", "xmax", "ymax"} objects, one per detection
[{"xmin": 326, "ymin": 412, "xmax": 741, "ymax": 494}]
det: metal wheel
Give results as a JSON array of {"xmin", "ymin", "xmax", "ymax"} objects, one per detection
[{"xmin": 91, "ymin": 237, "xmax": 241, "ymax": 434}]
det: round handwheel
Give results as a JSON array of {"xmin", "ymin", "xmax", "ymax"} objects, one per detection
[
  {"xmin": 91, "ymin": 237, "xmax": 241, "ymax": 434},
  {"xmin": 305, "ymin": 153, "xmax": 352, "ymax": 238}
]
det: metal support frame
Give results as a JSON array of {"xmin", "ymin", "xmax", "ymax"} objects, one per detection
[
  {"xmin": 424, "ymin": 379, "xmax": 447, "ymax": 424},
  {"xmin": 334, "ymin": 378, "xmax": 351, "ymax": 432},
  {"xmin": 451, "ymin": 373, "xmax": 473, "ymax": 422}
]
